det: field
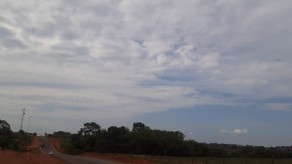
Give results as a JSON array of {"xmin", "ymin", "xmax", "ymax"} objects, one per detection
[
  {"xmin": 140, "ymin": 155, "xmax": 292, "ymax": 164},
  {"xmin": 53, "ymin": 137, "xmax": 292, "ymax": 164},
  {"xmin": 80, "ymin": 153, "xmax": 292, "ymax": 164}
]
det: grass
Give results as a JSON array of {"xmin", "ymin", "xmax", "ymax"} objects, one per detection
[
  {"xmin": 55, "ymin": 137, "xmax": 72, "ymax": 153},
  {"xmin": 130, "ymin": 155, "xmax": 292, "ymax": 164},
  {"xmin": 17, "ymin": 135, "xmax": 31, "ymax": 147},
  {"xmin": 53, "ymin": 138, "xmax": 292, "ymax": 164}
]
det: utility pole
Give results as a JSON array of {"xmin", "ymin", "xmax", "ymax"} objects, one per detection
[{"xmin": 19, "ymin": 108, "xmax": 25, "ymax": 131}]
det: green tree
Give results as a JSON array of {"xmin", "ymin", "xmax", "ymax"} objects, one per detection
[
  {"xmin": 53, "ymin": 131, "xmax": 71, "ymax": 138},
  {"xmin": 174, "ymin": 131, "xmax": 185, "ymax": 140},
  {"xmin": 0, "ymin": 119, "xmax": 12, "ymax": 135},
  {"xmin": 132, "ymin": 122, "xmax": 150, "ymax": 132},
  {"xmin": 79, "ymin": 122, "xmax": 101, "ymax": 136},
  {"xmin": 105, "ymin": 126, "xmax": 129, "ymax": 153}
]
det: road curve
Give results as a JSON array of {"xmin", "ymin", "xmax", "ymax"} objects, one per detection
[{"xmin": 39, "ymin": 136, "xmax": 124, "ymax": 164}]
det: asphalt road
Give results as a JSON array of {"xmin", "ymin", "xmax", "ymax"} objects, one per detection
[{"xmin": 39, "ymin": 136, "xmax": 124, "ymax": 164}]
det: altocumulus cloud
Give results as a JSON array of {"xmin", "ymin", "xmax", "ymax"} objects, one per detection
[{"xmin": 0, "ymin": 0, "xmax": 292, "ymax": 125}]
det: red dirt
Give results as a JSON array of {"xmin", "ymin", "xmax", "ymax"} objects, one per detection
[
  {"xmin": 49, "ymin": 137, "xmax": 65, "ymax": 154},
  {"xmin": 0, "ymin": 136, "xmax": 64, "ymax": 164}
]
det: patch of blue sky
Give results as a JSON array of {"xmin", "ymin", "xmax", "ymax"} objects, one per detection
[
  {"xmin": 154, "ymin": 69, "xmax": 201, "ymax": 82},
  {"xmin": 114, "ymin": 92, "xmax": 163, "ymax": 103},
  {"xmin": 133, "ymin": 39, "xmax": 144, "ymax": 46},
  {"xmin": 172, "ymin": 39, "xmax": 187, "ymax": 50},
  {"xmin": 41, "ymin": 102, "xmax": 92, "ymax": 112},
  {"xmin": 135, "ymin": 104, "xmax": 292, "ymax": 146},
  {"xmin": 164, "ymin": 50, "xmax": 179, "ymax": 58},
  {"xmin": 197, "ymin": 89, "xmax": 237, "ymax": 98},
  {"xmin": 233, "ymin": 97, "xmax": 292, "ymax": 106}
]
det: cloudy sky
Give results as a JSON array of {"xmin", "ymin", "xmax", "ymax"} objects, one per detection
[{"xmin": 1, "ymin": 0, "xmax": 292, "ymax": 146}]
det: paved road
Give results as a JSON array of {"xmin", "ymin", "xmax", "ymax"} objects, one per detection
[{"xmin": 39, "ymin": 137, "xmax": 124, "ymax": 164}]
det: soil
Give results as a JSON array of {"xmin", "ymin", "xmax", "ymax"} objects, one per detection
[
  {"xmin": 0, "ymin": 136, "xmax": 64, "ymax": 164},
  {"xmin": 49, "ymin": 137, "xmax": 65, "ymax": 154}
]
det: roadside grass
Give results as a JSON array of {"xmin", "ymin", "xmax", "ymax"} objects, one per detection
[
  {"xmin": 83, "ymin": 153, "xmax": 292, "ymax": 164},
  {"xmin": 17, "ymin": 135, "xmax": 31, "ymax": 147},
  {"xmin": 55, "ymin": 137, "xmax": 72, "ymax": 153},
  {"xmin": 128, "ymin": 155, "xmax": 292, "ymax": 164},
  {"xmin": 53, "ymin": 138, "xmax": 292, "ymax": 164}
]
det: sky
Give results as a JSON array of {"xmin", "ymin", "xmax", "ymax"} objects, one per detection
[{"xmin": 0, "ymin": 0, "xmax": 292, "ymax": 147}]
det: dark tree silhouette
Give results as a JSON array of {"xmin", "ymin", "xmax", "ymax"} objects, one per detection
[
  {"xmin": 0, "ymin": 119, "xmax": 11, "ymax": 135},
  {"xmin": 79, "ymin": 122, "xmax": 101, "ymax": 136},
  {"xmin": 132, "ymin": 122, "xmax": 149, "ymax": 132}
]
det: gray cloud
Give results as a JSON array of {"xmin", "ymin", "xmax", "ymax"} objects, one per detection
[
  {"xmin": 0, "ymin": 0, "xmax": 291, "ymax": 132},
  {"xmin": 0, "ymin": 26, "xmax": 12, "ymax": 38},
  {"xmin": 60, "ymin": 30, "xmax": 79, "ymax": 40},
  {"xmin": 25, "ymin": 23, "xmax": 57, "ymax": 38},
  {"xmin": 51, "ymin": 44, "xmax": 90, "ymax": 56},
  {"xmin": 1, "ymin": 38, "xmax": 27, "ymax": 49}
]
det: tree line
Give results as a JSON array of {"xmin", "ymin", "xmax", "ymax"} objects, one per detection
[
  {"xmin": 51, "ymin": 122, "xmax": 209, "ymax": 156},
  {"xmin": 2, "ymin": 118, "xmax": 291, "ymax": 158},
  {"xmin": 51, "ymin": 122, "xmax": 292, "ymax": 158}
]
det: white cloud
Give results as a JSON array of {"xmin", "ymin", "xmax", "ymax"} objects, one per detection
[
  {"xmin": 220, "ymin": 129, "xmax": 248, "ymax": 135},
  {"xmin": 0, "ymin": 0, "xmax": 292, "ymax": 132},
  {"xmin": 197, "ymin": 53, "xmax": 220, "ymax": 69}
]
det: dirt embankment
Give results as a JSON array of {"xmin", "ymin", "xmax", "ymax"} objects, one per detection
[
  {"xmin": 49, "ymin": 137, "xmax": 65, "ymax": 154},
  {"xmin": 0, "ymin": 136, "xmax": 64, "ymax": 164}
]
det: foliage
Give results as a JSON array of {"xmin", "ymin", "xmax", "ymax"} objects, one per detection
[
  {"xmin": 132, "ymin": 122, "xmax": 150, "ymax": 132},
  {"xmin": 0, "ymin": 119, "xmax": 31, "ymax": 151},
  {"xmin": 52, "ymin": 131, "xmax": 72, "ymax": 138},
  {"xmin": 0, "ymin": 119, "xmax": 12, "ymax": 135},
  {"xmin": 0, "ymin": 119, "xmax": 15, "ymax": 150},
  {"xmin": 14, "ymin": 132, "xmax": 31, "ymax": 151},
  {"xmin": 56, "ymin": 137, "xmax": 73, "ymax": 153},
  {"xmin": 65, "ymin": 122, "xmax": 209, "ymax": 156},
  {"xmin": 58, "ymin": 122, "xmax": 292, "ymax": 158},
  {"xmin": 78, "ymin": 122, "xmax": 101, "ymax": 136}
]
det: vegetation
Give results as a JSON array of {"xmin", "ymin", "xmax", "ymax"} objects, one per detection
[
  {"xmin": 0, "ymin": 119, "xmax": 31, "ymax": 151},
  {"xmin": 134, "ymin": 155, "xmax": 292, "ymax": 164},
  {"xmin": 52, "ymin": 122, "xmax": 292, "ymax": 159},
  {"xmin": 52, "ymin": 122, "xmax": 207, "ymax": 156}
]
